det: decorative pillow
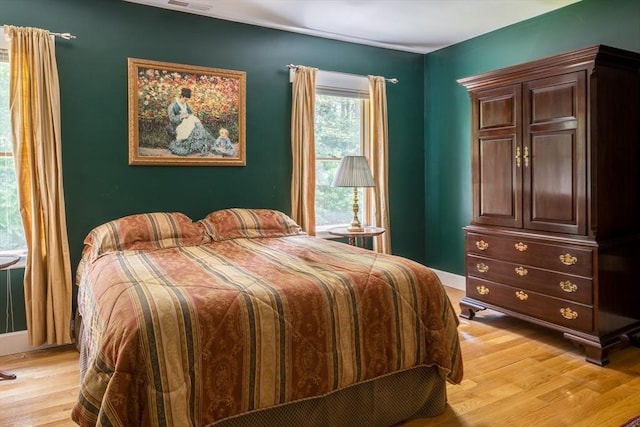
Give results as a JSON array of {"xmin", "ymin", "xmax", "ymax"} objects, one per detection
[
  {"xmin": 199, "ymin": 208, "xmax": 304, "ymax": 241},
  {"xmin": 83, "ymin": 212, "xmax": 209, "ymax": 262}
]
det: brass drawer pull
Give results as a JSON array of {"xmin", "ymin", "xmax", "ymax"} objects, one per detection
[
  {"xmin": 559, "ymin": 253, "xmax": 578, "ymax": 266},
  {"xmin": 560, "ymin": 308, "xmax": 578, "ymax": 320},
  {"xmin": 476, "ymin": 263, "xmax": 489, "ymax": 273},
  {"xmin": 515, "ymin": 291, "xmax": 528, "ymax": 301},
  {"xmin": 515, "ymin": 266, "xmax": 528, "ymax": 276},
  {"xmin": 515, "ymin": 242, "xmax": 528, "ymax": 251},
  {"xmin": 559, "ymin": 280, "xmax": 577, "ymax": 293},
  {"xmin": 476, "ymin": 240, "xmax": 489, "ymax": 251},
  {"xmin": 476, "ymin": 285, "xmax": 490, "ymax": 295}
]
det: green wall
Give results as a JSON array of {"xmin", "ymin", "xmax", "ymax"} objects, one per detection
[
  {"xmin": 1, "ymin": 0, "xmax": 425, "ymax": 333},
  {"xmin": 423, "ymin": 0, "xmax": 640, "ymax": 274}
]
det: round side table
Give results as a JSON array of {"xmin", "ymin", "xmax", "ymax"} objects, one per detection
[{"xmin": 0, "ymin": 255, "xmax": 20, "ymax": 381}]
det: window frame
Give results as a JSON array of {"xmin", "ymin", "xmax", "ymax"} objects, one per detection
[{"xmin": 309, "ymin": 71, "xmax": 372, "ymax": 237}]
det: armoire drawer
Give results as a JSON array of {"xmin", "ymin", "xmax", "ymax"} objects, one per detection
[
  {"xmin": 466, "ymin": 232, "xmax": 593, "ymax": 277},
  {"xmin": 467, "ymin": 277, "xmax": 593, "ymax": 333},
  {"xmin": 466, "ymin": 254, "xmax": 592, "ymax": 304}
]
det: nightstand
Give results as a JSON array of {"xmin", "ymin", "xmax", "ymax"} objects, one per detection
[{"xmin": 328, "ymin": 226, "xmax": 385, "ymax": 249}]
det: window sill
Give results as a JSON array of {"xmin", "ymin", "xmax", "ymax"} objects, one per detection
[{"xmin": 0, "ymin": 251, "xmax": 27, "ymax": 269}]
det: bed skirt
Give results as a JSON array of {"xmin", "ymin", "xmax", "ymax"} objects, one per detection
[{"xmin": 210, "ymin": 365, "xmax": 447, "ymax": 427}]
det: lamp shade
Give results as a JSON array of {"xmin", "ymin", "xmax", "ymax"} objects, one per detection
[{"xmin": 332, "ymin": 156, "xmax": 376, "ymax": 188}]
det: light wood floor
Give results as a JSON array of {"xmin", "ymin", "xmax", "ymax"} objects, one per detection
[{"xmin": 1, "ymin": 287, "xmax": 639, "ymax": 427}]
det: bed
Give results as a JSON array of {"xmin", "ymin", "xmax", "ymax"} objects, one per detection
[{"xmin": 71, "ymin": 208, "xmax": 463, "ymax": 426}]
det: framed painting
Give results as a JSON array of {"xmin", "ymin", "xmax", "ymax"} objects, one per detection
[{"xmin": 128, "ymin": 58, "xmax": 246, "ymax": 166}]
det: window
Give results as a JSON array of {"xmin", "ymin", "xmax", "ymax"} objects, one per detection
[
  {"xmin": 0, "ymin": 44, "xmax": 26, "ymax": 255},
  {"xmin": 312, "ymin": 70, "xmax": 371, "ymax": 234},
  {"xmin": 314, "ymin": 94, "xmax": 369, "ymax": 232}
]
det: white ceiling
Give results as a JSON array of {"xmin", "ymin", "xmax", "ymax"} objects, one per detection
[{"xmin": 125, "ymin": 0, "xmax": 581, "ymax": 54}]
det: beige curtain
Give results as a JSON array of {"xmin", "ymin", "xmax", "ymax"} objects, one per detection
[
  {"xmin": 365, "ymin": 75, "xmax": 391, "ymax": 254},
  {"xmin": 6, "ymin": 26, "xmax": 72, "ymax": 345},
  {"xmin": 290, "ymin": 66, "xmax": 317, "ymax": 235}
]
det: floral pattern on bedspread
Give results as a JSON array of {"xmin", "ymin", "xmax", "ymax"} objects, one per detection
[{"xmin": 72, "ymin": 235, "xmax": 462, "ymax": 427}]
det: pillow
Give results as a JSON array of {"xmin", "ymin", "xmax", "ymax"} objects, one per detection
[
  {"xmin": 83, "ymin": 212, "xmax": 209, "ymax": 262},
  {"xmin": 199, "ymin": 208, "xmax": 304, "ymax": 241}
]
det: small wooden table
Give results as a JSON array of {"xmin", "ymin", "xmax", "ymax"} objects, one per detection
[
  {"xmin": 328, "ymin": 226, "xmax": 385, "ymax": 249},
  {"xmin": 0, "ymin": 255, "xmax": 20, "ymax": 380}
]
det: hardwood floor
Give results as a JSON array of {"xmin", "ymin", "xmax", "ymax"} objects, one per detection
[
  {"xmin": 0, "ymin": 344, "xmax": 79, "ymax": 426},
  {"xmin": 1, "ymin": 286, "xmax": 638, "ymax": 426}
]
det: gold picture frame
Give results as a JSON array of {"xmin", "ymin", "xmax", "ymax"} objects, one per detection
[{"xmin": 128, "ymin": 58, "xmax": 246, "ymax": 166}]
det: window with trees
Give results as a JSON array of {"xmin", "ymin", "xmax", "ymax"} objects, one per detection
[
  {"xmin": 314, "ymin": 93, "xmax": 369, "ymax": 233},
  {"xmin": 0, "ymin": 46, "xmax": 26, "ymax": 254}
]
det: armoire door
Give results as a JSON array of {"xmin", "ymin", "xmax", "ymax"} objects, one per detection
[
  {"xmin": 522, "ymin": 72, "xmax": 587, "ymax": 235},
  {"xmin": 472, "ymin": 84, "xmax": 522, "ymax": 228}
]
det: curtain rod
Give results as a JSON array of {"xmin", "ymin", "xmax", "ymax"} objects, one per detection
[
  {"xmin": 49, "ymin": 31, "xmax": 76, "ymax": 40},
  {"xmin": 286, "ymin": 64, "xmax": 398, "ymax": 84},
  {"xmin": 1, "ymin": 25, "xmax": 76, "ymax": 40}
]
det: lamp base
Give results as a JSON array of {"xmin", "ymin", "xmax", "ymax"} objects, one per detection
[
  {"xmin": 347, "ymin": 225, "xmax": 364, "ymax": 233},
  {"xmin": 347, "ymin": 187, "xmax": 365, "ymax": 233}
]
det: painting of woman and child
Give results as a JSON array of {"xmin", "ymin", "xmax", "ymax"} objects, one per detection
[{"xmin": 128, "ymin": 58, "xmax": 246, "ymax": 166}]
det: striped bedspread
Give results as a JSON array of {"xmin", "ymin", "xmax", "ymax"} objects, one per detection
[{"xmin": 72, "ymin": 234, "xmax": 462, "ymax": 426}]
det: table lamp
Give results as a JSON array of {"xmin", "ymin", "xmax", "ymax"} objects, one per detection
[{"xmin": 332, "ymin": 155, "xmax": 376, "ymax": 232}]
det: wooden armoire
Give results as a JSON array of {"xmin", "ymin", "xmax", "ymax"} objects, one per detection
[{"xmin": 457, "ymin": 45, "xmax": 640, "ymax": 366}]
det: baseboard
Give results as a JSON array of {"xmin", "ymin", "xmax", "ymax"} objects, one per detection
[
  {"xmin": 431, "ymin": 269, "xmax": 465, "ymax": 291},
  {"xmin": 0, "ymin": 330, "xmax": 57, "ymax": 356}
]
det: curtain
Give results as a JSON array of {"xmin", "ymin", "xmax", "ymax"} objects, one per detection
[
  {"xmin": 290, "ymin": 66, "xmax": 317, "ymax": 235},
  {"xmin": 5, "ymin": 26, "xmax": 72, "ymax": 345},
  {"xmin": 365, "ymin": 76, "xmax": 391, "ymax": 254}
]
